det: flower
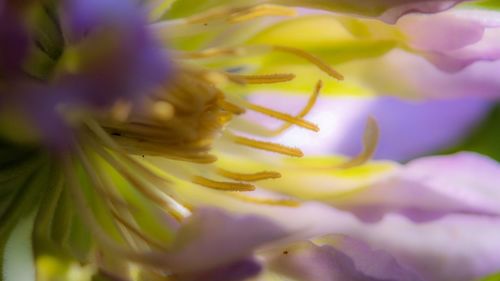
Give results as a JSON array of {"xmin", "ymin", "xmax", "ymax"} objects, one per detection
[{"xmin": 1, "ymin": 1, "xmax": 500, "ymax": 281}]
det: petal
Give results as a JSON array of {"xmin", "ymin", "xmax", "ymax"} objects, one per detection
[
  {"xmin": 350, "ymin": 215, "xmax": 500, "ymax": 281},
  {"xmin": 268, "ymin": 236, "xmax": 422, "ymax": 281},
  {"xmin": 60, "ymin": 0, "xmax": 171, "ymax": 107},
  {"xmin": 249, "ymin": 94, "xmax": 490, "ymax": 161},
  {"xmin": 343, "ymin": 48, "xmax": 500, "ymax": 99},
  {"xmin": 399, "ymin": 10, "xmax": 500, "ymax": 72},
  {"xmin": 175, "ymin": 258, "xmax": 262, "ymax": 281},
  {"xmin": 333, "ymin": 152, "xmax": 500, "ymax": 222},
  {"xmin": 167, "ymin": 208, "xmax": 287, "ymax": 274},
  {"xmin": 246, "ymin": 10, "xmax": 500, "ymax": 97},
  {"xmin": 165, "ymin": 0, "xmax": 465, "ymax": 22}
]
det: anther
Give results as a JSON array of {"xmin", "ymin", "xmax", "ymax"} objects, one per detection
[
  {"xmin": 192, "ymin": 176, "xmax": 256, "ymax": 191},
  {"xmin": 245, "ymin": 102, "xmax": 319, "ymax": 132},
  {"xmin": 232, "ymin": 135, "xmax": 304, "ymax": 157},
  {"xmin": 337, "ymin": 117, "xmax": 379, "ymax": 169},
  {"xmin": 226, "ymin": 73, "xmax": 296, "ymax": 84},
  {"xmin": 217, "ymin": 168, "xmax": 282, "ymax": 182},
  {"xmin": 272, "ymin": 80, "xmax": 322, "ymax": 135},
  {"xmin": 273, "ymin": 46, "xmax": 344, "ymax": 80}
]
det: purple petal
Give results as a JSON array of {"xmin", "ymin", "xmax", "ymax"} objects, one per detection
[
  {"xmin": 167, "ymin": 208, "xmax": 286, "ymax": 275},
  {"xmin": 175, "ymin": 258, "xmax": 261, "ymax": 281},
  {"xmin": 334, "ymin": 153, "xmax": 500, "ymax": 222},
  {"xmin": 351, "ymin": 215, "xmax": 500, "ymax": 281},
  {"xmin": 60, "ymin": 0, "xmax": 170, "ymax": 107},
  {"xmin": 263, "ymin": 203, "xmax": 500, "ymax": 281},
  {"xmin": 397, "ymin": 11, "xmax": 500, "ymax": 72},
  {"xmin": 378, "ymin": 0, "xmax": 468, "ymax": 23},
  {"xmin": 345, "ymin": 48, "xmax": 500, "ymax": 99},
  {"xmin": 250, "ymin": 95, "xmax": 490, "ymax": 161},
  {"xmin": 333, "ymin": 96, "xmax": 490, "ymax": 161},
  {"xmin": 290, "ymin": 0, "xmax": 466, "ymax": 23},
  {"xmin": 269, "ymin": 236, "xmax": 422, "ymax": 281}
]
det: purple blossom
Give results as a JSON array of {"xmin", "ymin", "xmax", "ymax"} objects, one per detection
[{"xmin": 0, "ymin": 0, "xmax": 170, "ymax": 148}]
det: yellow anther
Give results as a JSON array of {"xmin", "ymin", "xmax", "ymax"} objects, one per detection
[
  {"xmin": 217, "ymin": 168, "xmax": 281, "ymax": 182},
  {"xmin": 227, "ymin": 73, "xmax": 296, "ymax": 84},
  {"xmin": 337, "ymin": 117, "xmax": 380, "ymax": 169},
  {"xmin": 232, "ymin": 135, "xmax": 304, "ymax": 157},
  {"xmin": 192, "ymin": 176, "xmax": 255, "ymax": 191},
  {"xmin": 272, "ymin": 80, "xmax": 322, "ymax": 135},
  {"xmin": 273, "ymin": 46, "xmax": 344, "ymax": 80},
  {"xmin": 245, "ymin": 102, "xmax": 319, "ymax": 132}
]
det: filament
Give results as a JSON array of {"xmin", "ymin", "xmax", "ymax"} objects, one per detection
[
  {"xmin": 63, "ymin": 154, "xmax": 174, "ymax": 268},
  {"xmin": 217, "ymin": 99, "xmax": 246, "ymax": 115},
  {"xmin": 109, "ymin": 208, "xmax": 169, "ymax": 251}
]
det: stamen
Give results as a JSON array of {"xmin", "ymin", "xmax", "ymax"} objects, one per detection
[
  {"xmin": 231, "ymin": 193, "xmax": 300, "ymax": 207},
  {"xmin": 226, "ymin": 73, "xmax": 296, "ymax": 84},
  {"xmin": 273, "ymin": 46, "xmax": 344, "ymax": 80},
  {"xmin": 63, "ymin": 154, "xmax": 176, "ymax": 268},
  {"xmin": 192, "ymin": 176, "xmax": 255, "ymax": 191},
  {"xmin": 91, "ymin": 144, "xmax": 167, "ymax": 206},
  {"xmin": 217, "ymin": 99, "xmax": 246, "ymax": 115},
  {"xmin": 227, "ymin": 5, "xmax": 297, "ymax": 23},
  {"xmin": 232, "ymin": 135, "xmax": 304, "ymax": 157},
  {"xmin": 109, "ymin": 208, "xmax": 169, "ymax": 251},
  {"xmin": 337, "ymin": 117, "xmax": 380, "ymax": 169},
  {"xmin": 271, "ymin": 80, "xmax": 322, "ymax": 135},
  {"xmin": 217, "ymin": 168, "xmax": 281, "ymax": 182},
  {"xmin": 75, "ymin": 142, "xmax": 132, "ymax": 210},
  {"xmin": 245, "ymin": 102, "xmax": 319, "ymax": 132}
]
